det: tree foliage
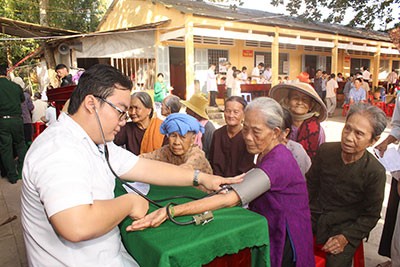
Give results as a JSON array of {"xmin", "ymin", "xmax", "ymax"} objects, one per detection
[
  {"xmin": 0, "ymin": 0, "xmax": 107, "ymax": 66},
  {"xmin": 271, "ymin": 0, "xmax": 400, "ymax": 30},
  {"xmin": 209, "ymin": 0, "xmax": 399, "ymax": 31}
]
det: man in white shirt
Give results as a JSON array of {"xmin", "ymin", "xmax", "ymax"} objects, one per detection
[
  {"xmin": 21, "ymin": 64, "xmax": 241, "ymax": 267},
  {"xmin": 362, "ymin": 66, "xmax": 371, "ymax": 82},
  {"xmin": 207, "ymin": 64, "xmax": 218, "ymax": 107},
  {"xmin": 326, "ymin": 73, "xmax": 339, "ymax": 117},
  {"xmin": 262, "ymin": 65, "xmax": 272, "ymax": 83},
  {"xmin": 387, "ymin": 69, "xmax": 398, "ymax": 94},
  {"xmin": 31, "ymin": 92, "xmax": 47, "ymax": 123},
  {"xmin": 225, "ymin": 62, "xmax": 234, "ymax": 98},
  {"xmin": 251, "ymin": 62, "xmax": 264, "ymax": 83}
]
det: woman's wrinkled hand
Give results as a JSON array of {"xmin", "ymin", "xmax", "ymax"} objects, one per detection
[
  {"xmin": 200, "ymin": 173, "xmax": 244, "ymax": 192},
  {"xmin": 322, "ymin": 234, "xmax": 349, "ymax": 255},
  {"xmin": 126, "ymin": 207, "xmax": 168, "ymax": 231}
]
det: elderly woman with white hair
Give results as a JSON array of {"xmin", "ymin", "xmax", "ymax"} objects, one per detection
[
  {"xmin": 140, "ymin": 113, "xmax": 212, "ymax": 174},
  {"xmin": 129, "ymin": 97, "xmax": 315, "ymax": 267},
  {"xmin": 307, "ymin": 103, "xmax": 387, "ymax": 267}
]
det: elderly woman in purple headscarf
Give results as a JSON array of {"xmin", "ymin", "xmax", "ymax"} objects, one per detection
[{"xmin": 140, "ymin": 113, "xmax": 212, "ymax": 174}]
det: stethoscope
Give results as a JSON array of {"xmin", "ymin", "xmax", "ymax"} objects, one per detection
[{"xmin": 93, "ymin": 106, "xmax": 220, "ymax": 226}]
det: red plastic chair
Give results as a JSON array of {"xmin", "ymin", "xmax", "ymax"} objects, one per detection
[
  {"xmin": 386, "ymin": 103, "xmax": 395, "ymax": 117},
  {"xmin": 32, "ymin": 122, "xmax": 46, "ymax": 140},
  {"xmin": 342, "ymin": 104, "xmax": 350, "ymax": 117},
  {"xmin": 313, "ymin": 237, "xmax": 364, "ymax": 267},
  {"xmin": 372, "ymin": 101, "xmax": 386, "ymax": 114}
]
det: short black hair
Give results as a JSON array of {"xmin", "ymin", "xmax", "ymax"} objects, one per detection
[
  {"xmin": 225, "ymin": 96, "xmax": 247, "ymax": 110},
  {"xmin": 55, "ymin": 64, "xmax": 68, "ymax": 71},
  {"xmin": 0, "ymin": 65, "xmax": 7, "ymax": 76},
  {"xmin": 157, "ymin": 73, "xmax": 164, "ymax": 78},
  {"xmin": 68, "ymin": 64, "xmax": 132, "ymax": 115}
]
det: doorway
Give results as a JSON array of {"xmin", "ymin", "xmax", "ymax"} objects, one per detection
[{"xmin": 169, "ymin": 47, "xmax": 186, "ymax": 99}]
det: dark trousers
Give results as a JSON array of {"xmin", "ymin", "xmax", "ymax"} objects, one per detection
[
  {"xmin": 379, "ymin": 178, "xmax": 399, "ymax": 257},
  {"xmin": 209, "ymin": 91, "xmax": 217, "ymax": 107},
  {"xmin": 0, "ymin": 118, "xmax": 27, "ymax": 183},
  {"xmin": 24, "ymin": 123, "xmax": 33, "ymax": 144},
  {"xmin": 282, "ymin": 232, "xmax": 295, "ymax": 267}
]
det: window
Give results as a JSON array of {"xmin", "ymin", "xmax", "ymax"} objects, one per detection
[
  {"xmin": 350, "ymin": 58, "xmax": 370, "ymax": 75},
  {"xmin": 302, "ymin": 55, "xmax": 331, "ymax": 78},
  {"xmin": 254, "ymin": 52, "xmax": 289, "ymax": 75},
  {"xmin": 392, "ymin": 60, "xmax": 400, "ymax": 73},
  {"xmin": 208, "ymin": 49, "xmax": 229, "ymax": 74},
  {"xmin": 379, "ymin": 59, "xmax": 390, "ymax": 80}
]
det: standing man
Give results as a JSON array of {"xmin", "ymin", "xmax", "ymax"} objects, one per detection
[
  {"xmin": 326, "ymin": 73, "xmax": 339, "ymax": 117},
  {"xmin": 362, "ymin": 66, "xmax": 371, "ymax": 83},
  {"xmin": 387, "ymin": 69, "xmax": 398, "ymax": 94},
  {"xmin": 262, "ymin": 64, "xmax": 272, "ymax": 83},
  {"xmin": 21, "ymin": 64, "xmax": 239, "ymax": 266},
  {"xmin": 251, "ymin": 62, "xmax": 264, "ymax": 83},
  {"xmin": 207, "ymin": 63, "xmax": 218, "ymax": 107},
  {"xmin": 0, "ymin": 65, "xmax": 27, "ymax": 184},
  {"xmin": 313, "ymin": 69, "xmax": 323, "ymax": 100},
  {"xmin": 225, "ymin": 62, "xmax": 234, "ymax": 98},
  {"xmin": 55, "ymin": 64, "xmax": 74, "ymax": 87}
]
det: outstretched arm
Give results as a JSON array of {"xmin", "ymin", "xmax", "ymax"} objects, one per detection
[{"xmin": 127, "ymin": 190, "xmax": 240, "ymax": 231}]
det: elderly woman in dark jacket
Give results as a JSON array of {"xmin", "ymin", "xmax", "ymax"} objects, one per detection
[{"xmin": 307, "ymin": 103, "xmax": 387, "ymax": 267}]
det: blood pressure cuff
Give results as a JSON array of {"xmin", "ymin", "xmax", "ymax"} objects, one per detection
[{"xmin": 230, "ymin": 168, "xmax": 271, "ymax": 206}]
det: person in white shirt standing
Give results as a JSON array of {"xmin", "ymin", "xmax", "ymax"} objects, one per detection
[
  {"xmin": 225, "ymin": 62, "xmax": 234, "ymax": 98},
  {"xmin": 251, "ymin": 62, "xmax": 264, "ymax": 83},
  {"xmin": 262, "ymin": 65, "xmax": 272, "ymax": 83},
  {"xmin": 326, "ymin": 73, "xmax": 339, "ymax": 117},
  {"xmin": 362, "ymin": 66, "xmax": 371, "ymax": 83},
  {"xmin": 31, "ymin": 92, "xmax": 47, "ymax": 123},
  {"xmin": 21, "ymin": 64, "xmax": 241, "ymax": 267},
  {"xmin": 387, "ymin": 69, "xmax": 398, "ymax": 94},
  {"xmin": 207, "ymin": 63, "xmax": 218, "ymax": 107}
]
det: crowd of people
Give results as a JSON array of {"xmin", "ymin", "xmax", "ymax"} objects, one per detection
[{"xmin": 1, "ymin": 62, "xmax": 400, "ymax": 267}]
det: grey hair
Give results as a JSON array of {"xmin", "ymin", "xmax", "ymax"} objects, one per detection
[
  {"xmin": 346, "ymin": 103, "xmax": 387, "ymax": 139},
  {"xmin": 163, "ymin": 95, "xmax": 182, "ymax": 113},
  {"xmin": 245, "ymin": 97, "xmax": 283, "ymax": 129}
]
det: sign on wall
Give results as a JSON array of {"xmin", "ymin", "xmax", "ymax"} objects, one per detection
[{"xmin": 242, "ymin": 50, "xmax": 254, "ymax": 57}]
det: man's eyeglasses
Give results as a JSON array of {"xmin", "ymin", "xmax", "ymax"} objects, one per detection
[{"xmin": 93, "ymin": 95, "xmax": 129, "ymax": 121}]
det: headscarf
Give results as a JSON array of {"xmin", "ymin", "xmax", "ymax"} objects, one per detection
[{"xmin": 160, "ymin": 113, "xmax": 204, "ymax": 136}]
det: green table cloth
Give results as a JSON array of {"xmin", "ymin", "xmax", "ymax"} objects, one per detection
[{"xmin": 115, "ymin": 181, "xmax": 270, "ymax": 267}]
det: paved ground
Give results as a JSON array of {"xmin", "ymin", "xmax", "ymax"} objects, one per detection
[{"xmin": 0, "ymin": 107, "xmax": 395, "ymax": 267}]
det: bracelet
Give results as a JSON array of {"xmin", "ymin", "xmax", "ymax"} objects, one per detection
[
  {"xmin": 167, "ymin": 203, "xmax": 175, "ymax": 218},
  {"xmin": 193, "ymin": 169, "xmax": 200, "ymax": 186}
]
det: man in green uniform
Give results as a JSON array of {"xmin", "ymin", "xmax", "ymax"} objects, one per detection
[{"xmin": 0, "ymin": 65, "xmax": 27, "ymax": 184}]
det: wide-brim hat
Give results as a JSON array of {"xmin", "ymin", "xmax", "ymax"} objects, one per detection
[
  {"xmin": 180, "ymin": 93, "xmax": 209, "ymax": 120},
  {"xmin": 269, "ymin": 82, "xmax": 327, "ymax": 122}
]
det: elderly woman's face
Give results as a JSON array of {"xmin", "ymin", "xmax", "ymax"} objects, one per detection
[
  {"xmin": 242, "ymin": 109, "xmax": 279, "ymax": 155},
  {"xmin": 224, "ymin": 101, "xmax": 244, "ymax": 127},
  {"xmin": 288, "ymin": 91, "xmax": 313, "ymax": 116},
  {"xmin": 168, "ymin": 132, "xmax": 195, "ymax": 156},
  {"xmin": 129, "ymin": 97, "xmax": 151, "ymax": 123},
  {"xmin": 341, "ymin": 113, "xmax": 375, "ymax": 155}
]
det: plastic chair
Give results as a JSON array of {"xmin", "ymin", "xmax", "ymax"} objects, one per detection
[
  {"xmin": 386, "ymin": 103, "xmax": 395, "ymax": 117},
  {"xmin": 342, "ymin": 104, "xmax": 350, "ymax": 117},
  {"xmin": 372, "ymin": 101, "xmax": 386, "ymax": 114},
  {"xmin": 32, "ymin": 122, "xmax": 46, "ymax": 140},
  {"xmin": 313, "ymin": 237, "xmax": 365, "ymax": 267},
  {"xmin": 241, "ymin": 93, "xmax": 252, "ymax": 103}
]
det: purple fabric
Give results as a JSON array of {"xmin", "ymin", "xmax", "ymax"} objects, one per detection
[{"xmin": 249, "ymin": 144, "xmax": 314, "ymax": 267}]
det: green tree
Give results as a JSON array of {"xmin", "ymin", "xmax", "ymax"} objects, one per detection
[{"xmin": 271, "ymin": 0, "xmax": 400, "ymax": 30}]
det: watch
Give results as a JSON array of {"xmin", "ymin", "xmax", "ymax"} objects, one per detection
[{"xmin": 193, "ymin": 170, "xmax": 200, "ymax": 186}]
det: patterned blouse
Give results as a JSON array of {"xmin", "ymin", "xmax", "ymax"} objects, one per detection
[{"xmin": 140, "ymin": 144, "xmax": 213, "ymax": 174}]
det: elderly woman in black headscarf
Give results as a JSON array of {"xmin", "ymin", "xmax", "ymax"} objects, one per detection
[{"xmin": 140, "ymin": 113, "xmax": 212, "ymax": 174}]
